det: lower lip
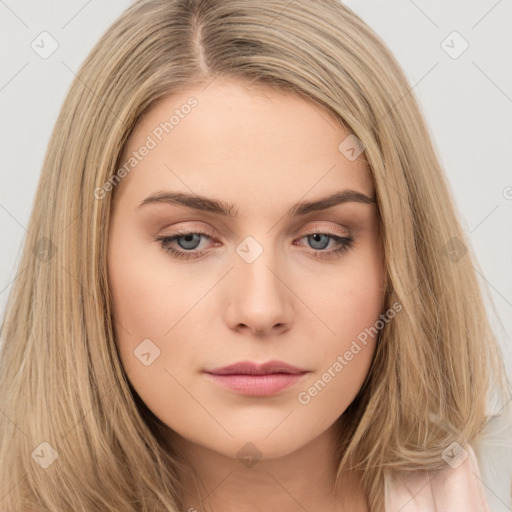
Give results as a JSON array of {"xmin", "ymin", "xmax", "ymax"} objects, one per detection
[{"xmin": 204, "ymin": 372, "xmax": 308, "ymax": 396}]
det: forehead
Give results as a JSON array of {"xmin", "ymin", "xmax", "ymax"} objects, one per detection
[{"xmin": 115, "ymin": 78, "xmax": 373, "ymax": 206}]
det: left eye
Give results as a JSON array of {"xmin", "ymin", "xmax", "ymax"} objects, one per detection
[
  {"xmin": 157, "ymin": 231, "xmax": 214, "ymax": 260},
  {"xmin": 157, "ymin": 231, "xmax": 354, "ymax": 260}
]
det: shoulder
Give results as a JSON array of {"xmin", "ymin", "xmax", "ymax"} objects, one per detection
[{"xmin": 383, "ymin": 443, "xmax": 490, "ymax": 511}]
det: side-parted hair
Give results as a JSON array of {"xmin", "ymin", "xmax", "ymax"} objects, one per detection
[{"xmin": 1, "ymin": 1, "xmax": 510, "ymax": 510}]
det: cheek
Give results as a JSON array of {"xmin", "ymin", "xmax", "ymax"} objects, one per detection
[
  {"xmin": 301, "ymin": 245, "xmax": 384, "ymax": 403},
  {"xmin": 107, "ymin": 228, "xmax": 206, "ymax": 386},
  {"xmin": 108, "ymin": 228, "xmax": 206, "ymax": 339},
  {"xmin": 315, "ymin": 245, "xmax": 384, "ymax": 356}
]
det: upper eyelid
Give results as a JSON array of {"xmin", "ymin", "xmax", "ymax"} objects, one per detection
[
  {"xmin": 164, "ymin": 228, "xmax": 350, "ymax": 241},
  {"xmin": 162, "ymin": 228, "xmax": 351, "ymax": 247},
  {"xmin": 161, "ymin": 220, "xmax": 351, "ymax": 237}
]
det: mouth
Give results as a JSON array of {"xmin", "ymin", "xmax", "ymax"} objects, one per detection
[{"xmin": 203, "ymin": 360, "xmax": 309, "ymax": 396}]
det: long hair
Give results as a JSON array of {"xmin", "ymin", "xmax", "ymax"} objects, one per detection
[{"xmin": 1, "ymin": 0, "xmax": 510, "ymax": 510}]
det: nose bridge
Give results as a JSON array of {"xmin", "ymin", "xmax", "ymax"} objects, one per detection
[{"xmin": 235, "ymin": 233, "xmax": 285, "ymax": 300}]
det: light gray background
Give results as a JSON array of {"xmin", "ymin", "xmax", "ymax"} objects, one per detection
[{"xmin": 1, "ymin": 0, "xmax": 511, "ymax": 509}]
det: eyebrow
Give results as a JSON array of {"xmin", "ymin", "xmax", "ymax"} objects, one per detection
[{"xmin": 138, "ymin": 189, "xmax": 376, "ymax": 217}]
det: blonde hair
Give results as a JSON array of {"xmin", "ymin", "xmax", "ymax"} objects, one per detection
[{"xmin": 1, "ymin": 0, "xmax": 510, "ymax": 510}]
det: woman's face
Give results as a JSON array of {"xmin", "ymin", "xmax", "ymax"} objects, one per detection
[{"xmin": 107, "ymin": 78, "xmax": 385, "ymax": 461}]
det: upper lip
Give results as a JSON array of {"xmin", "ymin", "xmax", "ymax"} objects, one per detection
[{"xmin": 205, "ymin": 360, "xmax": 307, "ymax": 375}]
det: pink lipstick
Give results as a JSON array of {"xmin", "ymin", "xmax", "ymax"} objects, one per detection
[{"xmin": 204, "ymin": 360, "xmax": 309, "ymax": 397}]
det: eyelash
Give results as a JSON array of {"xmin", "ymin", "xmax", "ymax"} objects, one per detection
[{"xmin": 156, "ymin": 230, "xmax": 354, "ymax": 261}]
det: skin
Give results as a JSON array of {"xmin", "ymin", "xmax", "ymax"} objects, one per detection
[{"xmin": 107, "ymin": 78, "xmax": 385, "ymax": 512}]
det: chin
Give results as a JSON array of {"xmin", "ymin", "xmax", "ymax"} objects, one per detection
[{"xmin": 209, "ymin": 431, "xmax": 310, "ymax": 463}]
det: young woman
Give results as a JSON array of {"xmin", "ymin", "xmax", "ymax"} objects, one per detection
[{"xmin": 1, "ymin": 1, "xmax": 510, "ymax": 511}]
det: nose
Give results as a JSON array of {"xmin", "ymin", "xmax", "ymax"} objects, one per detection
[{"xmin": 224, "ymin": 246, "xmax": 293, "ymax": 336}]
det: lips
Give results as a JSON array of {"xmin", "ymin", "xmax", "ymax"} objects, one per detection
[
  {"xmin": 204, "ymin": 360, "xmax": 309, "ymax": 396},
  {"xmin": 205, "ymin": 360, "xmax": 307, "ymax": 376}
]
